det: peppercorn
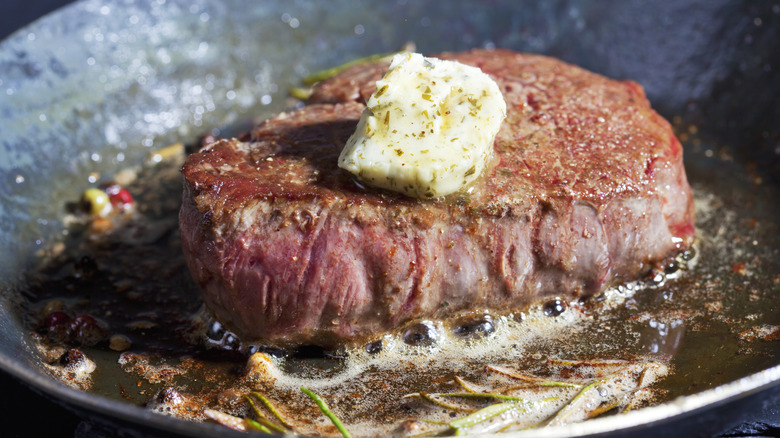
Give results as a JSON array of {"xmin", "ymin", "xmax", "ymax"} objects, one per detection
[{"xmin": 81, "ymin": 188, "xmax": 112, "ymax": 216}]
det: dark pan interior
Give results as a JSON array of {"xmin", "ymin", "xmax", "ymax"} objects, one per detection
[{"xmin": 1, "ymin": 1, "xmax": 778, "ymax": 437}]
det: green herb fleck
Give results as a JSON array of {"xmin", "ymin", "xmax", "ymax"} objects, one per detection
[
  {"xmin": 375, "ymin": 84, "xmax": 389, "ymax": 98},
  {"xmin": 422, "ymin": 86, "xmax": 432, "ymax": 101}
]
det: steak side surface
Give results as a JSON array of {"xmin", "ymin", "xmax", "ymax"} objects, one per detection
[{"xmin": 180, "ymin": 49, "xmax": 695, "ymax": 346}]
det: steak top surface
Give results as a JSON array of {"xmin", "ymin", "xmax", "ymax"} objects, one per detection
[{"xmin": 180, "ymin": 49, "xmax": 695, "ymax": 346}]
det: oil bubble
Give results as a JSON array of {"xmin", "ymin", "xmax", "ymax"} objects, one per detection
[
  {"xmin": 453, "ymin": 315, "xmax": 494, "ymax": 339},
  {"xmin": 542, "ymin": 299, "xmax": 566, "ymax": 317},
  {"xmin": 402, "ymin": 321, "xmax": 438, "ymax": 347},
  {"xmin": 365, "ymin": 340, "xmax": 383, "ymax": 354},
  {"xmin": 206, "ymin": 320, "xmax": 226, "ymax": 340}
]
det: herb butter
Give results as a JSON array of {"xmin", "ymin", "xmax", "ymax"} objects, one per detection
[{"xmin": 338, "ymin": 52, "xmax": 506, "ymax": 199}]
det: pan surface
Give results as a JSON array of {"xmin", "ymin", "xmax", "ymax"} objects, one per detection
[{"xmin": 1, "ymin": 0, "xmax": 779, "ymax": 436}]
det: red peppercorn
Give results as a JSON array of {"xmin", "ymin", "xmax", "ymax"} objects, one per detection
[
  {"xmin": 43, "ymin": 311, "xmax": 71, "ymax": 330},
  {"xmin": 43, "ymin": 311, "xmax": 72, "ymax": 342},
  {"xmin": 69, "ymin": 314, "xmax": 107, "ymax": 346},
  {"xmin": 105, "ymin": 184, "xmax": 134, "ymax": 210}
]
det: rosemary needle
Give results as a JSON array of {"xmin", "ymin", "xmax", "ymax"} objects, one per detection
[
  {"xmin": 251, "ymin": 392, "xmax": 295, "ymax": 430},
  {"xmin": 449, "ymin": 402, "xmax": 517, "ymax": 432},
  {"xmin": 289, "ymin": 87, "xmax": 313, "ymax": 100},
  {"xmin": 418, "ymin": 392, "xmax": 475, "ymax": 412},
  {"xmin": 245, "ymin": 418, "xmax": 272, "ymax": 434},
  {"xmin": 486, "ymin": 365, "xmax": 581, "ymax": 388},
  {"xmin": 586, "ymin": 397, "xmax": 622, "ymax": 419},
  {"xmin": 453, "ymin": 376, "xmax": 479, "ymax": 393},
  {"xmin": 435, "ymin": 392, "xmax": 527, "ymax": 402},
  {"xmin": 244, "ymin": 395, "xmax": 289, "ymax": 434},
  {"xmin": 549, "ymin": 359, "xmax": 635, "ymax": 368},
  {"xmin": 545, "ymin": 379, "xmax": 601, "ymax": 425},
  {"xmin": 301, "ymin": 387, "xmax": 352, "ymax": 438},
  {"xmin": 302, "ymin": 52, "xmax": 396, "ymax": 85}
]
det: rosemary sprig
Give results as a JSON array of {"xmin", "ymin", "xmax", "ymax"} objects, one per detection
[
  {"xmin": 449, "ymin": 399, "xmax": 554, "ymax": 436},
  {"xmin": 210, "ymin": 358, "xmax": 661, "ymax": 436},
  {"xmin": 491, "ymin": 398, "xmax": 564, "ymax": 434},
  {"xmin": 449, "ymin": 402, "xmax": 518, "ymax": 432},
  {"xmin": 411, "ymin": 389, "xmax": 561, "ymax": 435},
  {"xmin": 251, "ymin": 392, "xmax": 295, "ymax": 430},
  {"xmin": 245, "ymin": 418, "xmax": 272, "ymax": 434},
  {"xmin": 244, "ymin": 394, "xmax": 289, "ymax": 434},
  {"xmin": 301, "ymin": 387, "xmax": 352, "ymax": 438},
  {"xmin": 544, "ymin": 379, "xmax": 601, "ymax": 426}
]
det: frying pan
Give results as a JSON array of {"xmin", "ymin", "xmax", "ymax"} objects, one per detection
[{"xmin": 1, "ymin": 0, "xmax": 779, "ymax": 437}]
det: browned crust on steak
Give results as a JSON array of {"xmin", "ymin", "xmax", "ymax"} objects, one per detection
[{"xmin": 180, "ymin": 49, "xmax": 695, "ymax": 346}]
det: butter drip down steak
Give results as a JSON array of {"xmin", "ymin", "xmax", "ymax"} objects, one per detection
[{"xmin": 179, "ymin": 49, "xmax": 695, "ymax": 346}]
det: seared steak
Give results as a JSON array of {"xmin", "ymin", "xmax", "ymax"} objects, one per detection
[{"xmin": 180, "ymin": 49, "xmax": 695, "ymax": 346}]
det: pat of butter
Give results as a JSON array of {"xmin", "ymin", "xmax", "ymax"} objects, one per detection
[{"xmin": 338, "ymin": 52, "xmax": 506, "ymax": 199}]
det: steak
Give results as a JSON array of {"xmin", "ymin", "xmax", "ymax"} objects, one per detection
[{"xmin": 180, "ymin": 49, "xmax": 695, "ymax": 347}]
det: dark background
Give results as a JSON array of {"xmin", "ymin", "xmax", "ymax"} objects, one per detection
[
  {"xmin": 1, "ymin": 2, "xmax": 779, "ymax": 438},
  {"xmin": 3, "ymin": 1, "xmax": 73, "ymax": 40}
]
